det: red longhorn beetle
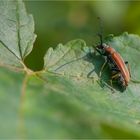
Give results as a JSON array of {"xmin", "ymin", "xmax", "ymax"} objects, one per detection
[{"xmin": 95, "ymin": 19, "xmax": 131, "ymax": 91}]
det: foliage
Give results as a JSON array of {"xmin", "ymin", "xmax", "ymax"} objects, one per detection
[{"xmin": 0, "ymin": 0, "xmax": 140, "ymax": 139}]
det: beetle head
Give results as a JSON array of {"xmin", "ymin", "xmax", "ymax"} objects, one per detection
[
  {"xmin": 96, "ymin": 43, "xmax": 108, "ymax": 50},
  {"xmin": 97, "ymin": 33, "xmax": 108, "ymax": 50}
]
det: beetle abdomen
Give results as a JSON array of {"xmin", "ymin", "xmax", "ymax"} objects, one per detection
[{"xmin": 112, "ymin": 52, "xmax": 130, "ymax": 85}]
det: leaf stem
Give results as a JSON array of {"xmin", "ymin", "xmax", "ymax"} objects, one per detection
[{"xmin": 18, "ymin": 74, "xmax": 29, "ymax": 138}]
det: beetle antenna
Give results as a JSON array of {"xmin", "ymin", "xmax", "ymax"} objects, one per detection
[{"xmin": 97, "ymin": 17, "xmax": 103, "ymax": 46}]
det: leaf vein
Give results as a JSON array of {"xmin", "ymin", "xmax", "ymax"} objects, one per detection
[{"xmin": 16, "ymin": 1, "xmax": 23, "ymax": 60}]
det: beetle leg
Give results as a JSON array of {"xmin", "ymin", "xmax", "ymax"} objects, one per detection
[
  {"xmin": 101, "ymin": 79, "xmax": 115, "ymax": 93},
  {"xmin": 109, "ymin": 73, "xmax": 120, "ymax": 93},
  {"xmin": 110, "ymin": 79, "xmax": 113, "ymax": 87},
  {"xmin": 131, "ymin": 79, "xmax": 140, "ymax": 83},
  {"xmin": 110, "ymin": 67, "xmax": 120, "ymax": 77},
  {"xmin": 111, "ymin": 72, "xmax": 120, "ymax": 79},
  {"xmin": 125, "ymin": 61, "xmax": 131, "ymax": 77},
  {"xmin": 111, "ymin": 67, "xmax": 120, "ymax": 72},
  {"xmin": 99, "ymin": 59, "xmax": 108, "ymax": 77},
  {"xmin": 125, "ymin": 62, "xmax": 140, "ymax": 83},
  {"xmin": 94, "ymin": 48, "xmax": 103, "ymax": 55},
  {"xmin": 94, "ymin": 45, "xmax": 106, "ymax": 55}
]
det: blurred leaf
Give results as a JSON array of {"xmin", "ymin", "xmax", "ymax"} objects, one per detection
[
  {"xmin": 0, "ymin": 0, "xmax": 36, "ymax": 69},
  {"xmin": 0, "ymin": 67, "xmax": 24, "ymax": 138}
]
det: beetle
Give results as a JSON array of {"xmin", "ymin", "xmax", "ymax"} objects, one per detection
[{"xmin": 95, "ymin": 33, "xmax": 131, "ymax": 91}]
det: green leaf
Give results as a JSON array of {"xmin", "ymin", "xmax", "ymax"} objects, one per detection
[
  {"xmin": 107, "ymin": 32, "xmax": 140, "ymax": 81},
  {"xmin": 44, "ymin": 40, "xmax": 99, "ymax": 80},
  {"xmin": 0, "ymin": 67, "xmax": 24, "ymax": 138},
  {"xmin": 1, "ymin": 0, "xmax": 140, "ymax": 139},
  {"xmin": 1, "ymin": 31, "xmax": 140, "ymax": 138},
  {"xmin": 0, "ymin": 0, "xmax": 36, "ymax": 69},
  {"xmin": 42, "ymin": 34, "xmax": 140, "ymax": 138}
]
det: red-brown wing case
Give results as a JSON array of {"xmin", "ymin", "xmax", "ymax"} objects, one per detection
[{"xmin": 112, "ymin": 52, "xmax": 130, "ymax": 85}]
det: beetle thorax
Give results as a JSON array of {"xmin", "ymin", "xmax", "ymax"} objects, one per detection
[{"xmin": 104, "ymin": 46, "xmax": 116, "ymax": 54}]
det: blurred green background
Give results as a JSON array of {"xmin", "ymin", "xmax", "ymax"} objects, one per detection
[{"xmin": 24, "ymin": 1, "xmax": 140, "ymax": 71}]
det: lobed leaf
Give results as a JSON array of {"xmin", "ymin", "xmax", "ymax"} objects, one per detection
[
  {"xmin": 1, "ymin": 0, "xmax": 140, "ymax": 139},
  {"xmin": 0, "ymin": 0, "xmax": 36, "ymax": 69},
  {"xmin": 41, "ymin": 33, "xmax": 140, "ymax": 138}
]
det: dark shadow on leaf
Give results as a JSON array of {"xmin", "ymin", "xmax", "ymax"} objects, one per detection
[
  {"xmin": 54, "ymin": 50, "xmax": 124, "ymax": 92},
  {"xmin": 84, "ymin": 52, "xmax": 126, "ymax": 92},
  {"xmin": 83, "ymin": 52, "xmax": 114, "ymax": 92}
]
